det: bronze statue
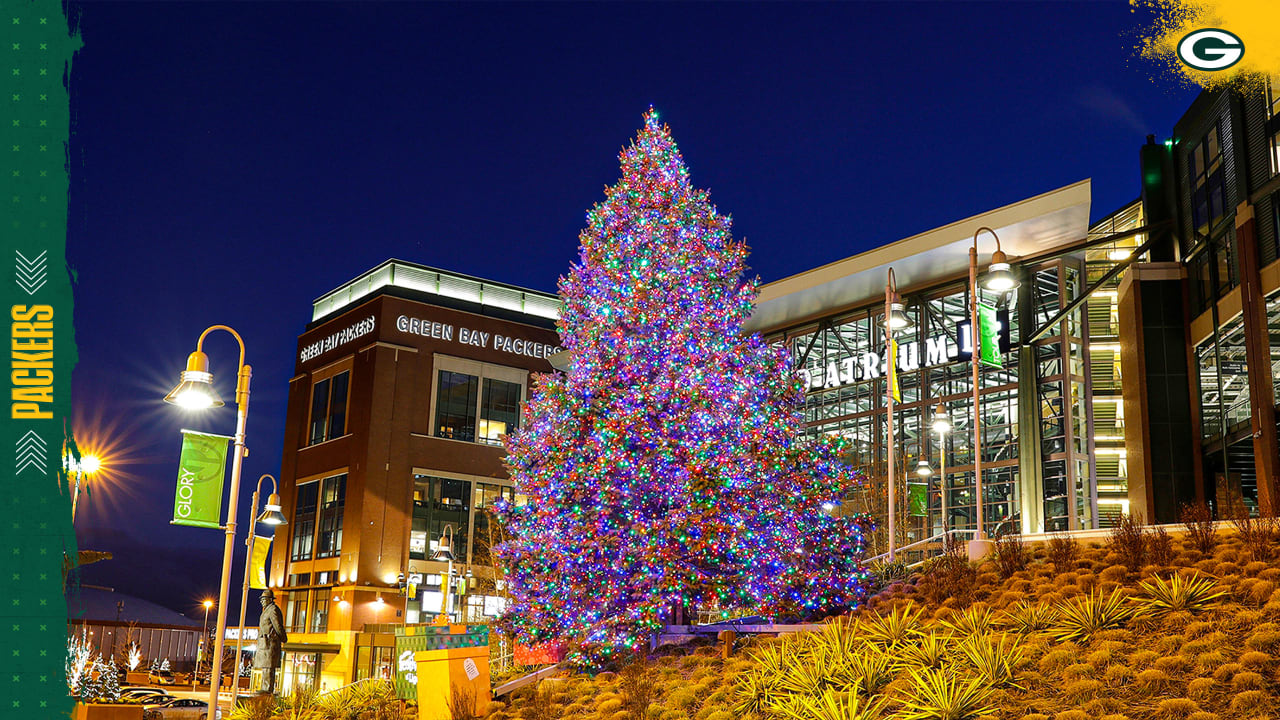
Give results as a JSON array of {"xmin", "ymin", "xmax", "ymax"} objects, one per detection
[{"xmin": 253, "ymin": 588, "xmax": 287, "ymax": 694}]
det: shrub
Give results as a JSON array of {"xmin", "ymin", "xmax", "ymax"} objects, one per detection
[
  {"xmin": 844, "ymin": 650, "xmax": 894, "ymax": 696},
  {"xmin": 993, "ymin": 530, "xmax": 1029, "ymax": 579},
  {"xmin": 1136, "ymin": 573, "xmax": 1225, "ymax": 616},
  {"xmin": 1047, "ymin": 534, "xmax": 1079, "ymax": 570},
  {"xmin": 868, "ymin": 558, "xmax": 912, "ymax": 591},
  {"xmin": 1237, "ymin": 650, "xmax": 1270, "ymax": 667},
  {"xmin": 1062, "ymin": 678, "xmax": 1103, "ymax": 700},
  {"xmin": 1054, "ymin": 711, "xmax": 1090, "ymax": 720},
  {"xmin": 1180, "ymin": 504, "xmax": 1217, "ymax": 556},
  {"xmin": 518, "ymin": 683, "xmax": 558, "ymax": 720},
  {"xmin": 1103, "ymin": 664, "xmax": 1133, "ymax": 687},
  {"xmin": 448, "ymin": 682, "xmax": 478, "ymax": 720},
  {"xmin": 1051, "ymin": 589, "xmax": 1133, "ymax": 643},
  {"xmin": 619, "ymin": 664, "xmax": 657, "ymax": 719},
  {"xmin": 1107, "ymin": 514, "xmax": 1147, "ymax": 571},
  {"xmin": 1148, "ymin": 527, "xmax": 1176, "ymax": 567},
  {"xmin": 730, "ymin": 672, "xmax": 774, "ymax": 719},
  {"xmin": 918, "ymin": 536, "xmax": 978, "ymax": 607},
  {"xmin": 895, "ymin": 668, "xmax": 994, "ymax": 720},
  {"xmin": 1229, "ymin": 504, "xmax": 1280, "ymax": 561},
  {"xmin": 1210, "ymin": 662, "xmax": 1241, "ymax": 681},
  {"xmin": 1245, "ymin": 627, "xmax": 1280, "ymax": 652}
]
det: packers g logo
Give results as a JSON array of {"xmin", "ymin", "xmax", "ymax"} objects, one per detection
[{"xmin": 1176, "ymin": 29, "xmax": 1244, "ymax": 71}]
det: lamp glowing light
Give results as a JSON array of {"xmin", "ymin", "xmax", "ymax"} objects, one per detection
[
  {"xmin": 916, "ymin": 459, "xmax": 933, "ymax": 477},
  {"xmin": 931, "ymin": 402, "xmax": 951, "ymax": 435},
  {"xmin": 982, "ymin": 250, "xmax": 1020, "ymax": 292},
  {"xmin": 163, "ymin": 352, "xmax": 224, "ymax": 409},
  {"xmin": 1107, "ymin": 248, "xmax": 1132, "ymax": 262},
  {"xmin": 257, "ymin": 493, "xmax": 287, "ymax": 525}
]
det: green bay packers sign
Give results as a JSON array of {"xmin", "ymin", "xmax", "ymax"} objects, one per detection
[{"xmin": 171, "ymin": 429, "xmax": 232, "ymax": 529}]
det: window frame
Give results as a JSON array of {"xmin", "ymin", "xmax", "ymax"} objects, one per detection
[
  {"xmin": 290, "ymin": 471, "xmax": 348, "ymax": 562},
  {"xmin": 429, "ymin": 355, "xmax": 527, "ymax": 446},
  {"xmin": 305, "ymin": 360, "xmax": 352, "ymax": 447}
]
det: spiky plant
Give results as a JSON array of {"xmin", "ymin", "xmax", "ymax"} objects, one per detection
[
  {"xmin": 731, "ymin": 672, "xmax": 778, "ymax": 719},
  {"xmin": 772, "ymin": 689, "xmax": 887, "ymax": 720},
  {"xmin": 942, "ymin": 606, "xmax": 995, "ymax": 638},
  {"xmin": 861, "ymin": 602, "xmax": 924, "ymax": 648},
  {"xmin": 895, "ymin": 668, "xmax": 995, "ymax": 720},
  {"xmin": 894, "ymin": 631, "xmax": 955, "ymax": 671},
  {"xmin": 842, "ymin": 651, "xmax": 895, "ymax": 696},
  {"xmin": 956, "ymin": 634, "xmax": 1025, "ymax": 689},
  {"xmin": 1002, "ymin": 601, "xmax": 1058, "ymax": 634},
  {"xmin": 776, "ymin": 654, "xmax": 839, "ymax": 697},
  {"xmin": 1051, "ymin": 589, "xmax": 1133, "ymax": 643},
  {"xmin": 1137, "ymin": 573, "xmax": 1227, "ymax": 616}
]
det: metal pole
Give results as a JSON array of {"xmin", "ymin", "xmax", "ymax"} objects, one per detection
[
  {"xmin": 884, "ymin": 276, "xmax": 896, "ymax": 561},
  {"xmin": 940, "ymin": 424, "xmax": 947, "ymax": 534},
  {"xmin": 232, "ymin": 486, "xmax": 260, "ymax": 703},
  {"xmin": 198, "ymin": 604, "xmax": 210, "ymax": 691},
  {"xmin": 209, "ymin": 366, "xmax": 251, "ymax": 716},
  {"xmin": 970, "ymin": 245, "xmax": 985, "ymax": 541}
]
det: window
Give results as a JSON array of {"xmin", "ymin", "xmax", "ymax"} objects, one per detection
[
  {"xmin": 292, "ymin": 474, "xmax": 344, "ymax": 561},
  {"xmin": 291, "ymin": 482, "xmax": 319, "ymax": 561},
  {"xmin": 432, "ymin": 358, "xmax": 527, "ymax": 445},
  {"xmin": 1189, "ymin": 124, "xmax": 1227, "ymax": 235},
  {"xmin": 409, "ymin": 475, "xmax": 470, "ymax": 562},
  {"xmin": 310, "ymin": 589, "xmax": 330, "ymax": 633},
  {"xmin": 308, "ymin": 370, "xmax": 349, "ymax": 445},
  {"xmin": 286, "ymin": 591, "xmax": 309, "ymax": 634},
  {"xmin": 435, "ymin": 371, "xmax": 478, "ymax": 442},
  {"xmin": 315, "ymin": 474, "xmax": 347, "ymax": 559},
  {"xmin": 479, "ymin": 379, "xmax": 522, "ymax": 445}
]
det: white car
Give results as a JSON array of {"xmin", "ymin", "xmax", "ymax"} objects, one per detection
[{"xmin": 141, "ymin": 698, "xmax": 221, "ymax": 720}]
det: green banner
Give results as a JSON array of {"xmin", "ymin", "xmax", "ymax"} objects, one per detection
[
  {"xmin": 977, "ymin": 301, "xmax": 1002, "ymax": 368},
  {"xmin": 908, "ymin": 483, "xmax": 928, "ymax": 517},
  {"xmin": 171, "ymin": 430, "xmax": 231, "ymax": 529}
]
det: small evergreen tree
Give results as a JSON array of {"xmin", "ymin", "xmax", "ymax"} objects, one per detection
[
  {"xmin": 100, "ymin": 658, "xmax": 121, "ymax": 702},
  {"xmin": 160, "ymin": 658, "xmax": 170, "ymax": 672}
]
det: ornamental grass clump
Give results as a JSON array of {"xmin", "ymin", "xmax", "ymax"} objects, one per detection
[
  {"xmin": 941, "ymin": 606, "xmax": 995, "ymax": 638},
  {"xmin": 956, "ymin": 634, "xmax": 1025, "ymax": 689},
  {"xmin": 861, "ymin": 602, "xmax": 924, "ymax": 648},
  {"xmin": 895, "ymin": 668, "xmax": 994, "ymax": 720},
  {"xmin": 893, "ymin": 631, "xmax": 954, "ymax": 671},
  {"xmin": 1051, "ymin": 589, "xmax": 1133, "ymax": 643},
  {"xmin": 1180, "ymin": 503, "xmax": 1219, "ymax": 553},
  {"xmin": 1002, "ymin": 601, "xmax": 1057, "ymax": 634},
  {"xmin": 1107, "ymin": 514, "xmax": 1148, "ymax": 571},
  {"xmin": 1137, "ymin": 573, "xmax": 1226, "ymax": 616},
  {"xmin": 772, "ymin": 690, "xmax": 887, "ymax": 720}
]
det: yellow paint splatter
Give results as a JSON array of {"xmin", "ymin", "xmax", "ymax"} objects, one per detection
[{"xmin": 1133, "ymin": 0, "xmax": 1280, "ymax": 90}]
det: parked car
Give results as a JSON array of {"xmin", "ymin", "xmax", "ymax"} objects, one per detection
[
  {"xmin": 120, "ymin": 688, "xmax": 174, "ymax": 704},
  {"xmin": 121, "ymin": 686, "xmax": 171, "ymax": 698},
  {"xmin": 148, "ymin": 669, "xmax": 177, "ymax": 685},
  {"xmin": 141, "ymin": 698, "xmax": 221, "ymax": 720}
]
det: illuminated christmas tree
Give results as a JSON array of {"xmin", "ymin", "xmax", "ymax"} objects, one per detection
[{"xmin": 496, "ymin": 109, "xmax": 872, "ymax": 652}]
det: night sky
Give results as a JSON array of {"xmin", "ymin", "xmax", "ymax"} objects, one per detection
[{"xmin": 66, "ymin": 1, "xmax": 1199, "ymax": 623}]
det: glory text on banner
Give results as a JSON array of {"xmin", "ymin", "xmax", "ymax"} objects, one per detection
[
  {"xmin": 978, "ymin": 301, "xmax": 1002, "ymax": 369},
  {"xmin": 250, "ymin": 535, "xmax": 272, "ymax": 589},
  {"xmin": 172, "ymin": 429, "xmax": 231, "ymax": 528}
]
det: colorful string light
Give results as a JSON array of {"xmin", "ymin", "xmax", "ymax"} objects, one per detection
[{"xmin": 495, "ymin": 109, "xmax": 873, "ymax": 653}]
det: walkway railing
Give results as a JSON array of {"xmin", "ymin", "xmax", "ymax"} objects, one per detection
[{"xmin": 865, "ymin": 528, "xmax": 976, "ymax": 567}]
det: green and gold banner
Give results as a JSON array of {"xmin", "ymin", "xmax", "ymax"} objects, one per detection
[
  {"xmin": 171, "ymin": 430, "xmax": 231, "ymax": 529},
  {"xmin": 249, "ymin": 535, "xmax": 272, "ymax": 590},
  {"xmin": 977, "ymin": 301, "xmax": 1002, "ymax": 369},
  {"xmin": 907, "ymin": 482, "xmax": 928, "ymax": 517}
]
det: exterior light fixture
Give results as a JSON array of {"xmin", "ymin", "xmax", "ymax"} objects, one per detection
[
  {"xmin": 931, "ymin": 402, "xmax": 951, "ymax": 435},
  {"xmin": 916, "ymin": 459, "xmax": 933, "ymax": 477},
  {"xmin": 1107, "ymin": 248, "xmax": 1132, "ymax": 262},
  {"xmin": 163, "ymin": 351, "xmax": 224, "ymax": 409},
  {"xmin": 433, "ymin": 528, "xmax": 456, "ymax": 562},
  {"xmin": 258, "ymin": 493, "xmax": 286, "ymax": 525},
  {"xmin": 887, "ymin": 299, "xmax": 913, "ymax": 331},
  {"xmin": 982, "ymin": 248, "xmax": 1020, "ymax": 292}
]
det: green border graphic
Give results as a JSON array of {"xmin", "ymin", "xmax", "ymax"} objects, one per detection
[{"xmin": 0, "ymin": 1, "xmax": 81, "ymax": 718}]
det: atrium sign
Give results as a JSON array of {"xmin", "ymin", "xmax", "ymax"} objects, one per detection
[{"xmin": 801, "ymin": 313, "xmax": 1009, "ymax": 390}]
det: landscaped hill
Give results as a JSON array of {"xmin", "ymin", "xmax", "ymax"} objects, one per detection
[{"xmin": 490, "ymin": 520, "xmax": 1280, "ymax": 720}]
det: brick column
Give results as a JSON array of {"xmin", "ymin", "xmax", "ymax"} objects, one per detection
[{"xmin": 1235, "ymin": 202, "xmax": 1280, "ymax": 516}]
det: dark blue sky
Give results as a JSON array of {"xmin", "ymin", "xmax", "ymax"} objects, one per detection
[{"xmin": 66, "ymin": 2, "xmax": 1199, "ymax": 619}]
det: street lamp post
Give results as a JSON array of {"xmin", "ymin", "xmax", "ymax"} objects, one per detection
[
  {"xmin": 967, "ymin": 228, "xmax": 1019, "ymax": 560},
  {"xmin": 231, "ymin": 474, "xmax": 286, "ymax": 701},
  {"xmin": 931, "ymin": 402, "xmax": 952, "ymax": 535},
  {"xmin": 884, "ymin": 268, "xmax": 912, "ymax": 561},
  {"xmin": 164, "ymin": 325, "xmax": 252, "ymax": 714},
  {"xmin": 197, "ymin": 600, "xmax": 213, "ymax": 690},
  {"xmin": 434, "ymin": 525, "xmax": 457, "ymax": 620}
]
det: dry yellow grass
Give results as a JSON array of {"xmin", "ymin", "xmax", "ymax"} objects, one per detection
[{"xmin": 493, "ymin": 532, "xmax": 1280, "ymax": 720}]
